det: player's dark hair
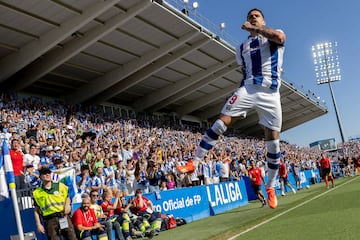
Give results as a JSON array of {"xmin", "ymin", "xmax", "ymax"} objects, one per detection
[{"xmin": 247, "ymin": 8, "xmax": 264, "ymax": 19}]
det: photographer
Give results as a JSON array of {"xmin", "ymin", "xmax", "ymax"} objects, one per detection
[{"xmin": 147, "ymin": 161, "xmax": 165, "ymax": 193}]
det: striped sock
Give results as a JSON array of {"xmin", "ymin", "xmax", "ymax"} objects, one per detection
[{"xmin": 265, "ymin": 139, "xmax": 280, "ymax": 188}]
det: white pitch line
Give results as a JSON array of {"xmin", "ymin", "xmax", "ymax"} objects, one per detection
[{"xmin": 227, "ymin": 176, "xmax": 359, "ymax": 240}]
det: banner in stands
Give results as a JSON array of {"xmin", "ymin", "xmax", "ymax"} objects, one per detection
[
  {"xmin": 145, "ymin": 185, "xmax": 209, "ymax": 223},
  {"xmin": 206, "ymin": 180, "xmax": 248, "ymax": 215},
  {"xmin": 52, "ymin": 166, "xmax": 81, "ymax": 203},
  {"xmin": 143, "ymin": 179, "xmax": 248, "ymax": 223}
]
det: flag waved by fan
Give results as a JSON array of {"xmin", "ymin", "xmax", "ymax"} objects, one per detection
[
  {"xmin": 0, "ymin": 139, "xmax": 15, "ymax": 201},
  {"xmin": 176, "ymin": 159, "xmax": 195, "ymax": 173},
  {"xmin": 51, "ymin": 166, "xmax": 82, "ymax": 203}
]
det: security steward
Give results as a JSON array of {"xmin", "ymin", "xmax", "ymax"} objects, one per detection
[{"xmin": 33, "ymin": 167, "xmax": 77, "ymax": 240}]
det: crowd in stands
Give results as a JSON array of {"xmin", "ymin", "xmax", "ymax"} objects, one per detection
[{"xmin": 1, "ymin": 94, "xmax": 360, "ymax": 198}]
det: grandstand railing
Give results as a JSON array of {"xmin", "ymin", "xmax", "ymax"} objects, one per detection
[{"xmin": 163, "ymin": 0, "xmax": 240, "ymax": 48}]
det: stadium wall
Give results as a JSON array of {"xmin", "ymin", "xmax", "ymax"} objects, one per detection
[{"xmin": 2, "ymin": 171, "xmax": 321, "ymax": 239}]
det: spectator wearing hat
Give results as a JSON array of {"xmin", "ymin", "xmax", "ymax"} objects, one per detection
[
  {"xmin": 33, "ymin": 167, "xmax": 77, "ymax": 240},
  {"xmin": 54, "ymin": 145, "xmax": 62, "ymax": 154}
]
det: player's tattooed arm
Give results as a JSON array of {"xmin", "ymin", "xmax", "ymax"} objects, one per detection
[
  {"xmin": 242, "ymin": 21, "xmax": 286, "ymax": 45},
  {"xmin": 254, "ymin": 26, "xmax": 286, "ymax": 45}
]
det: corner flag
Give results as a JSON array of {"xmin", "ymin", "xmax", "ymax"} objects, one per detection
[
  {"xmin": 0, "ymin": 143, "xmax": 9, "ymax": 200},
  {"xmin": 2, "ymin": 140, "xmax": 15, "ymax": 189},
  {"xmin": 1, "ymin": 139, "xmax": 24, "ymax": 239}
]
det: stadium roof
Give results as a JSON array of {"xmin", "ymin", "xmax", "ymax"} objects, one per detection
[{"xmin": 0, "ymin": 0, "xmax": 327, "ymax": 138}]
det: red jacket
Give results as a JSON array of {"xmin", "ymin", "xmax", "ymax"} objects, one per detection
[
  {"xmin": 72, "ymin": 208, "xmax": 98, "ymax": 228},
  {"xmin": 279, "ymin": 163, "xmax": 287, "ymax": 178},
  {"xmin": 132, "ymin": 196, "xmax": 150, "ymax": 213},
  {"xmin": 320, "ymin": 157, "xmax": 331, "ymax": 169},
  {"xmin": 10, "ymin": 149, "xmax": 24, "ymax": 177},
  {"xmin": 248, "ymin": 167, "xmax": 263, "ymax": 186}
]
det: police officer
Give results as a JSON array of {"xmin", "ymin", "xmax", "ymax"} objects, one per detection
[{"xmin": 33, "ymin": 167, "xmax": 77, "ymax": 240}]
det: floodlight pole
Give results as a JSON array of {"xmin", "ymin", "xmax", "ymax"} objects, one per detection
[{"xmin": 322, "ymin": 44, "xmax": 345, "ymax": 143}]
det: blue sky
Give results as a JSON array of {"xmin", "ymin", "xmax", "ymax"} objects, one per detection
[{"xmin": 183, "ymin": 0, "xmax": 359, "ymax": 147}]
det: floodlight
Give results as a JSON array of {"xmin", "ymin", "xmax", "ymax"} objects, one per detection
[
  {"xmin": 192, "ymin": 1, "xmax": 199, "ymax": 9},
  {"xmin": 183, "ymin": 0, "xmax": 189, "ymax": 3},
  {"xmin": 311, "ymin": 41, "xmax": 345, "ymax": 143},
  {"xmin": 312, "ymin": 42, "xmax": 341, "ymax": 85},
  {"xmin": 220, "ymin": 22, "xmax": 226, "ymax": 30}
]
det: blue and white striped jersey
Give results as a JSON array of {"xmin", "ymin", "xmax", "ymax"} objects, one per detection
[
  {"xmin": 116, "ymin": 169, "xmax": 127, "ymax": 184},
  {"xmin": 24, "ymin": 171, "xmax": 41, "ymax": 187},
  {"xmin": 164, "ymin": 159, "xmax": 176, "ymax": 174},
  {"xmin": 236, "ymin": 31, "xmax": 284, "ymax": 91},
  {"xmin": 201, "ymin": 162, "xmax": 213, "ymax": 178},
  {"xmin": 103, "ymin": 166, "xmax": 116, "ymax": 187},
  {"xmin": 92, "ymin": 175, "xmax": 106, "ymax": 195}
]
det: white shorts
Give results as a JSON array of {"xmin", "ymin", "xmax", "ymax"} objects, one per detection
[{"xmin": 221, "ymin": 85, "xmax": 282, "ymax": 132}]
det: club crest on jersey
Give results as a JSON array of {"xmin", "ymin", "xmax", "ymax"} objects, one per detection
[{"xmin": 226, "ymin": 105, "xmax": 232, "ymax": 111}]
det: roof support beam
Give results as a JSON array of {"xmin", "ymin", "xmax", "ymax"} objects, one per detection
[
  {"xmin": 144, "ymin": 57, "xmax": 237, "ymax": 112},
  {"xmin": 282, "ymin": 110, "xmax": 326, "ymax": 131},
  {"xmin": 0, "ymin": 0, "xmax": 121, "ymax": 83},
  {"xmin": 196, "ymin": 102, "xmax": 223, "ymax": 120},
  {"xmin": 148, "ymin": 62, "xmax": 238, "ymax": 112},
  {"xmin": 7, "ymin": 0, "xmax": 153, "ymax": 91},
  {"xmin": 175, "ymin": 76, "xmax": 239, "ymax": 117},
  {"xmin": 88, "ymin": 32, "xmax": 207, "ymax": 105},
  {"xmin": 67, "ymin": 30, "xmax": 200, "ymax": 104}
]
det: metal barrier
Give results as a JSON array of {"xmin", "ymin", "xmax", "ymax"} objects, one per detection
[{"xmin": 16, "ymin": 186, "xmax": 37, "ymax": 211}]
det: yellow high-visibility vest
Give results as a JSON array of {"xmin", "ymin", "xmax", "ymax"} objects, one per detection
[{"xmin": 33, "ymin": 182, "xmax": 68, "ymax": 217}]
